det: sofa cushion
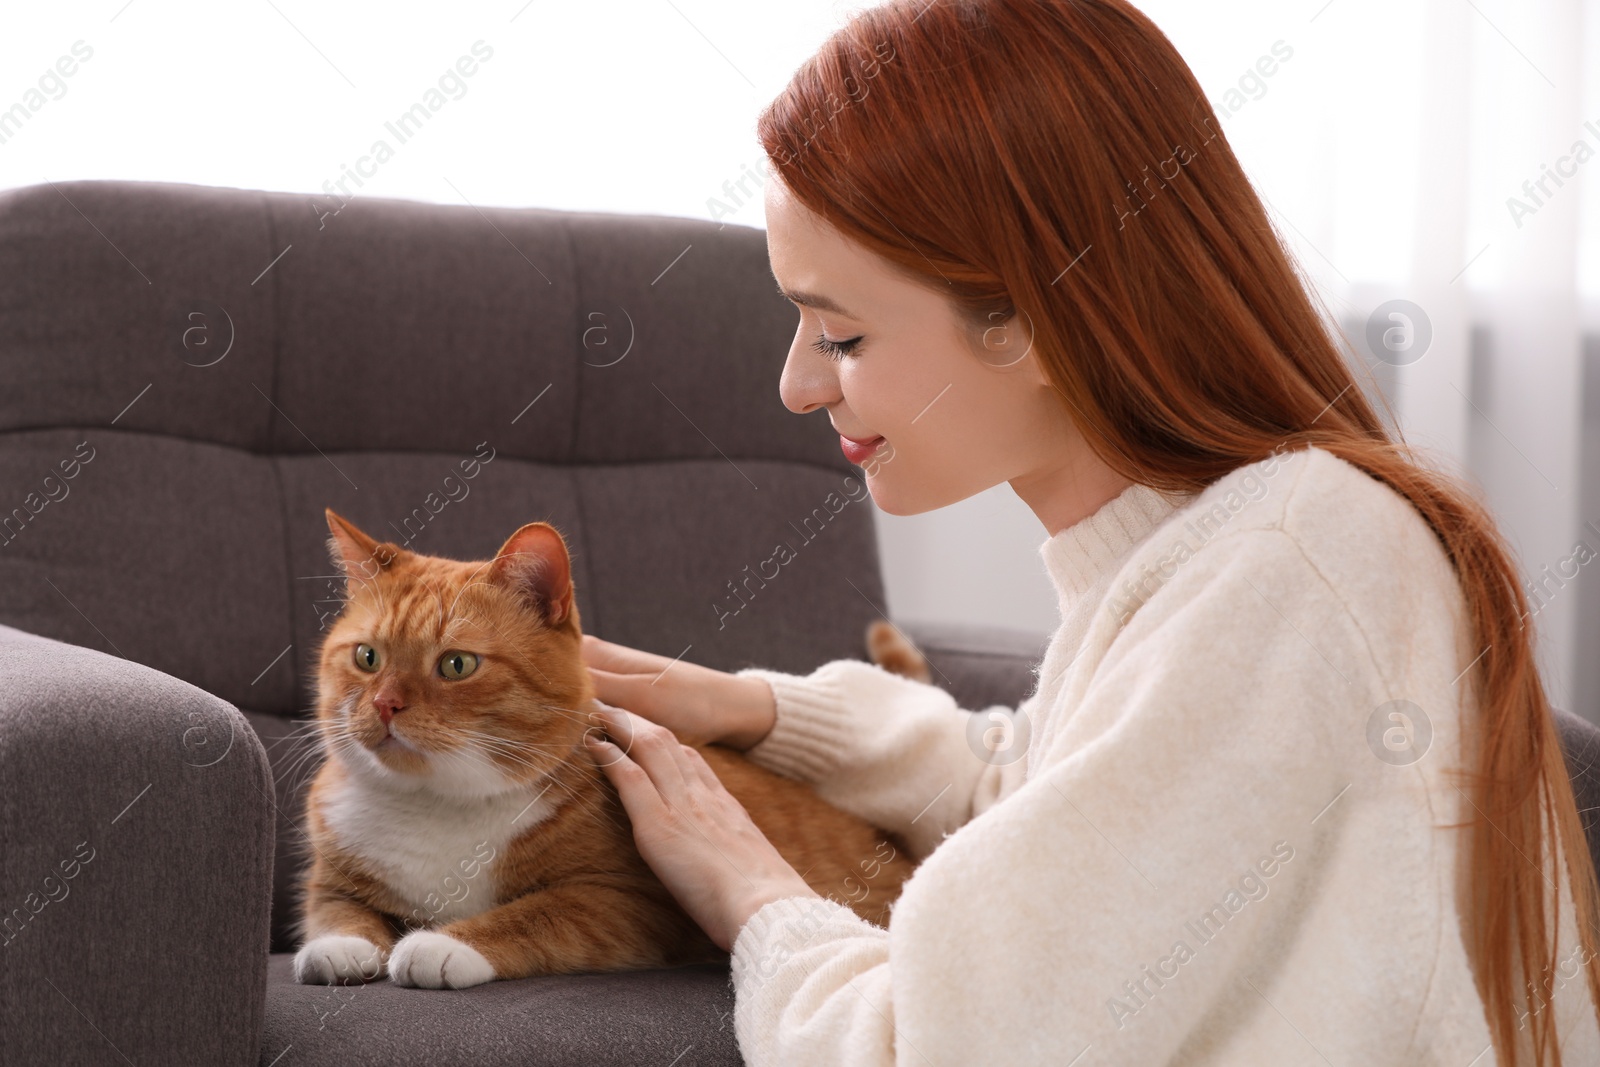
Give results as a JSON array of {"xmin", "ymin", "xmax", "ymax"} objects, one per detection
[{"xmin": 262, "ymin": 953, "xmax": 742, "ymax": 1066}]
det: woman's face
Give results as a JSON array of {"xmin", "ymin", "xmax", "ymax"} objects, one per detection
[{"xmin": 764, "ymin": 176, "xmax": 1127, "ymax": 532}]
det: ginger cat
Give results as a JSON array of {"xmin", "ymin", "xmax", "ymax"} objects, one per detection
[{"xmin": 293, "ymin": 510, "xmax": 925, "ymax": 989}]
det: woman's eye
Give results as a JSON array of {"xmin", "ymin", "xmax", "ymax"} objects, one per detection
[
  {"xmin": 354, "ymin": 643, "xmax": 380, "ymax": 672},
  {"xmin": 810, "ymin": 333, "xmax": 863, "ymax": 361},
  {"xmin": 438, "ymin": 651, "xmax": 479, "ymax": 680}
]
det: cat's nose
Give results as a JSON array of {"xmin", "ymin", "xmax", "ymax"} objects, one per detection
[{"xmin": 373, "ymin": 688, "xmax": 406, "ymax": 724}]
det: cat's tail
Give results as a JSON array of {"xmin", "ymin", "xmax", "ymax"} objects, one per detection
[{"xmin": 864, "ymin": 619, "xmax": 932, "ymax": 685}]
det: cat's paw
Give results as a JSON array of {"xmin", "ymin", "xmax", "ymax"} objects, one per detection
[
  {"xmin": 387, "ymin": 930, "xmax": 496, "ymax": 989},
  {"xmin": 293, "ymin": 935, "xmax": 386, "ymax": 984}
]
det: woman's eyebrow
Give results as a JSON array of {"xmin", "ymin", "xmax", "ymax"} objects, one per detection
[{"xmin": 775, "ymin": 282, "xmax": 856, "ymax": 318}]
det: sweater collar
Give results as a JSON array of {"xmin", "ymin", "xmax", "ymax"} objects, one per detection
[{"xmin": 1039, "ymin": 480, "xmax": 1190, "ymax": 612}]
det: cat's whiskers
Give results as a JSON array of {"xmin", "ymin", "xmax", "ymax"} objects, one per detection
[
  {"xmin": 444, "ymin": 727, "xmax": 608, "ymax": 810},
  {"xmin": 292, "ymin": 696, "xmax": 595, "ymax": 787},
  {"xmin": 526, "ymin": 699, "xmax": 603, "ymax": 729},
  {"xmin": 275, "ymin": 737, "xmax": 330, "ymax": 788},
  {"xmin": 456, "ymin": 739, "xmax": 541, "ymax": 771},
  {"xmin": 452, "ymin": 731, "xmax": 567, "ymax": 780},
  {"xmin": 264, "ymin": 729, "xmax": 320, "ymax": 771},
  {"xmin": 329, "ymin": 730, "xmax": 386, "ymax": 782},
  {"xmin": 261, "ymin": 717, "xmax": 324, "ymax": 751},
  {"xmin": 273, "ymin": 716, "xmax": 357, "ymax": 787},
  {"xmin": 452, "ymin": 727, "xmax": 573, "ymax": 759}
]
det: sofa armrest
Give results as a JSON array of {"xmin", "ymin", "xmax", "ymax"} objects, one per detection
[
  {"xmin": 895, "ymin": 619, "xmax": 1050, "ymax": 712},
  {"xmin": 0, "ymin": 623, "xmax": 275, "ymax": 1067}
]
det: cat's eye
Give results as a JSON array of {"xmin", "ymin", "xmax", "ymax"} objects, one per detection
[
  {"xmin": 438, "ymin": 651, "xmax": 479, "ymax": 680},
  {"xmin": 353, "ymin": 643, "xmax": 381, "ymax": 672}
]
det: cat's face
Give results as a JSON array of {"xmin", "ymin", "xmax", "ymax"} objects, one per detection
[{"xmin": 313, "ymin": 509, "xmax": 594, "ymax": 800}]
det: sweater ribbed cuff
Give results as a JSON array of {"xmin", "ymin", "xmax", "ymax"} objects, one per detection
[
  {"xmin": 733, "ymin": 663, "xmax": 862, "ymax": 785},
  {"xmin": 729, "ymin": 893, "xmax": 877, "ymax": 992}
]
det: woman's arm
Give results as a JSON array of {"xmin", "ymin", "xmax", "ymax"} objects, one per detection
[
  {"xmin": 582, "ymin": 629, "xmax": 1038, "ymax": 861},
  {"xmin": 733, "ymin": 661, "xmax": 1037, "ymax": 862},
  {"xmin": 724, "ymin": 528, "xmax": 1470, "ymax": 1065}
]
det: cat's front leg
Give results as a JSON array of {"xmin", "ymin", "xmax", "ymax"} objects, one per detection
[
  {"xmin": 293, "ymin": 880, "xmax": 397, "ymax": 985},
  {"xmin": 388, "ymin": 881, "xmax": 709, "ymax": 987}
]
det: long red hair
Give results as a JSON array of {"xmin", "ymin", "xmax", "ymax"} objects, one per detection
[{"xmin": 757, "ymin": 1, "xmax": 1600, "ymax": 1060}]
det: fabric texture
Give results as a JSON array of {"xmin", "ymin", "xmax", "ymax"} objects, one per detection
[
  {"xmin": 0, "ymin": 623, "xmax": 276, "ymax": 1066},
  {"xmin": 728, "ymin": 445, "xmax": 1600, "ymax": 1066}
]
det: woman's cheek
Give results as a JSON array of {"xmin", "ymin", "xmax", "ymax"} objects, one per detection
[{"xmin": 842, "ymin": 359, "xmax": 900, "ymax": 435}]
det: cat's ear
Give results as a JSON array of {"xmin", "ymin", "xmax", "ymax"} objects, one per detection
[
  {"xmin": 325, "ymin": 508, "xmax": 399, "ymax": 581},
  {"xmin": 489, "ymin": 522, "xmax": 574, "ymax": 627}
]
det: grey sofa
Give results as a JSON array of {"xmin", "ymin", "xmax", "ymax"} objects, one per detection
[{"xmin": 0, "ymin": 179, "xmax": 1055, "ymax": 1066}]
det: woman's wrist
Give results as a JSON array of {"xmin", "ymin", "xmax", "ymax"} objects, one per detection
[
  {"xmin": 725, "ymin": 874, "xmax": 823, "ymax": 949},
  {"xmin": 721, "ymin": 675, "xmax": 777, "ymax": 751}
]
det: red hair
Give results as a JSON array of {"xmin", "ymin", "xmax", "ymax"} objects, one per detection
[{"xmin": 757, "ymin": 1, "xmax": 1600, "ymax": 1060}]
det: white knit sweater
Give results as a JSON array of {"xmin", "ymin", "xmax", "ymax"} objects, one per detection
[{"xmin": 728, "ymin": 445, "xmax": 1600, "ymax": 1066}]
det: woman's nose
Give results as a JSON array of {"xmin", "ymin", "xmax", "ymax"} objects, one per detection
[{"xmin": 778, "ymin": 340, "xmax": 839, "ymax": 416}]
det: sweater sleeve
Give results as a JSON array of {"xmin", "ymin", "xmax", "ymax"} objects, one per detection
[
  {"xmin": 733, "ymin": 659, "xmax": 1035, "ymax": 861},
  {"xmin": 729, "ymin": 529, "xmax": 1386, "ymax": 1065}
]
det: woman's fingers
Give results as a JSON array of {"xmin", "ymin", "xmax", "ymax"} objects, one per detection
[
  {"xmin": 585, "ymin": 665, "xmax": 718, "ymax": 746},
  {"xmin": 585, "ymin": 666, "xmax": 648, "ymax": 716},
  {"xmin": 580, "ymin": 634, "xmax": 671, "ymax": 675},
  {"xmin": 579, "ymin": 634, "xmax": 631, "ymax": 671},
  {"xmin": 678, "ymin": 743, "xmax": 719, "ymax": 790},
  {"xmin": 586, "ymin": 669, "xmax": 681, "ymax": 736},
  {"xmin": 590, "ymin": 704, "xmax": 692, "ymax": 807},
  {"xmin": 584, "ymin": 729, "xmax": 666, "ymax": 819},
  {"xmin": 581, "ymin": 639, "xmax": 724, "ymax": 746},
  {"xmin": 583, "ymin": 640, "xmax": 678, "ymax": 722},
  {"xmin": 582, "ymin": 704, "xmax": 632, "ymax": 768}
]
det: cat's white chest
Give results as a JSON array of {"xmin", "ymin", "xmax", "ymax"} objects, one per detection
[{"xmin": 321, "ymin": 776, "xmax": 556, "ymax": 927}]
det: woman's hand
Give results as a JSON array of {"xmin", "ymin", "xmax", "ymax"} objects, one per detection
[
  {"xmin": 584, "ymin": 702, "xmax": 818, "ymax": 952},
  {"xmin": 581, "ymin": 634, "xmax": 776, "ymax": 750}
]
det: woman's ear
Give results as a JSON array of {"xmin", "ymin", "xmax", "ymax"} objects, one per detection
[{"xmin": 972, "ymin": 307, "xmax": 1041, "ymax": 383}]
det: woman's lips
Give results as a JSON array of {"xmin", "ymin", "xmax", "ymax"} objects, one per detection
[{"xmin": 839, "ymin": 434, "xmax": 886, "ymax": 465}]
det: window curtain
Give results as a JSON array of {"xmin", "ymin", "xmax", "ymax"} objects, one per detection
[{"xmin": 1240, "ymin": 0, "xmax": 1599, "ymax": 721}]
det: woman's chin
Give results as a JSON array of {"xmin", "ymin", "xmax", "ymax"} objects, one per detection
[{"xmin": 864, "ymin": 479, "xmax": 955, "ymax": 518}]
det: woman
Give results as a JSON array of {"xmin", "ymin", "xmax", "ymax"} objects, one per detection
[{"xmin": 580, "ymin": 0, "xmax": 1600, "ymax": 1062}]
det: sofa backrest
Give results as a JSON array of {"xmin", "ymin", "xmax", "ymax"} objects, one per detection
[{"xmin": 0, "ymin": 179, "xmax": 886, "ymax": 951}]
